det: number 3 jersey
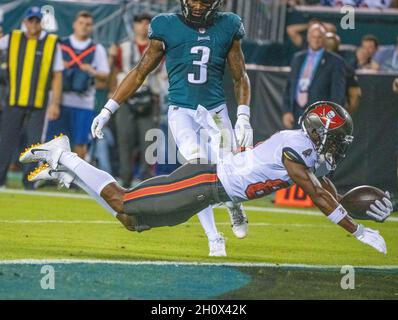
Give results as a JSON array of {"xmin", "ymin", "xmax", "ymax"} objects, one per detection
[
  {"xmin": 217, "ymin": 130, "xmax": 319, "ymax": 202},
  {"xmin": 148, "ymin": 12, "xmax": 245, "ymax": 110}
]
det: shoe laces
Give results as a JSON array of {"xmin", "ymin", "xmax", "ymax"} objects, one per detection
[{"xmin": 229, "ymin": 206, "xmax": 246, "ymax": 225}]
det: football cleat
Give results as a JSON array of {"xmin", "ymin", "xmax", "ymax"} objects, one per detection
[
  {"xmin": 28, "ymin": 163, "xmax": 52, "ymax": 182},
  {"xmin": 19, "ymin": 134, "xmax": 70, "ymax": 169},
  {"xmin": 28, "ymin": 163, "xmax": 75, "ymax": 188},
  {"xmin": 209, "ymin": 233, "xmax": 227, "ymax": 257},
  {"xmin": 226, "ymin": 202, "xmax": 248, "ymax": 239}
]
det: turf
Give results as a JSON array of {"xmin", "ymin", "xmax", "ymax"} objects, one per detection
[{"xmin": 0, "ymin": 191, "xmax": 397, "ymax": 299}]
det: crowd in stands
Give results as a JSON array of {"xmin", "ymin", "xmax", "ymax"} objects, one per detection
[{"xmin": 287, "ymin": 18, "xmax": 398, "ymax": 73}]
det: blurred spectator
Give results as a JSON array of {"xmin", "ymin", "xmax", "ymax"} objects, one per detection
[
  {"xmin": 393, "ymin": 77, "xmax": 398, "ymax": 93},
  {"xmin": 46, "ymin": 11, "xmax": 110, "ymax": 159},
  {"xmin": 0, "ymin": 7, "xmax": 63, "ymax": 189},
  {"xmin": 283, "ymin": 24, "xmax": 346, "ymax": 129},
  {"xmin": 373, "ymin": 36, "xmax": 398, "ymax": 71},
  {"xmin": 355, "ymin": 47, "xmax": 373, "ymax": 69},
  {"xmin": 361, "ymin": 34, "xmax": 379, "ymax": 58},
  {"xmin": 109, "ymin": 12, "xmax": 160, "ymax": 188},
  {"xmin": 287, "ymin": 18, "xmax": 336, "ymax": 50},
  {"xmin": 325, "ymin": 32, "xmax": 362, "ymax": 114}
]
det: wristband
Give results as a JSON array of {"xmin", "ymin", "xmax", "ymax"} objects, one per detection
[
  {"xmin": 353, "ymin": 224, "xmax": 364, "ymax": 237},
  {"xmin": 237, "ymin": 105, "xmax": 250, "ymax": 118},
  {"xmin": 327, "ymin": 204, "xmax": 348, "ymax": 224},
  {"xmin": 103, "ymin": 99, "xmax": 120, "ymax": 114}
]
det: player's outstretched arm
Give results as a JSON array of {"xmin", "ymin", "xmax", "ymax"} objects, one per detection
[
  {"xmin": 91, "ymin": 39, "xmax": 165, "ymax": 139},
  {"xmin": 284, "ymin": 158, "xmax": 387, "ymax": 254},
  {"xmin": 319, "ymin": 177, "xmax": 341, "ymax": 201},
  {"xmin": 227, "ymin": 39, "xmax": 250, "ymax": 107},
  {"xmin": 227, "ymin": 39, "xmax": 253, "ymax": 148},
  {"xmin": 111, "ymin": 39, "xmax": 165, "ymax": 104}
]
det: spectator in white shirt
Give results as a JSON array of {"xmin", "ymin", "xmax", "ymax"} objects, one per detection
[{"xmin": 46, "ymin": 11, "xmax": 110, "ymax": 159}]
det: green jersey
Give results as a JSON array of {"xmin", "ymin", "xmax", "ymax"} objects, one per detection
[{"xmin": 149, "ymin": 12, "xmax": 245, "ymax": 110}]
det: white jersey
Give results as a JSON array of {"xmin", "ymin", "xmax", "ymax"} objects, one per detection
[{"xmin": 217, "ymin": 130, "xmax": 319, "ymax": 202}]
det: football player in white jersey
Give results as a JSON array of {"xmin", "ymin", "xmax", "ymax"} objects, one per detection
[{"xmin": 21, "ymin": 101, "xmax": 393, "ymax": 254}]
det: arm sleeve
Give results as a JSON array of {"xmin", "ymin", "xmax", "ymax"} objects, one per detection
[
  {"xmin": 345, "ymin": 64, "xmax": 359, "ymax": 88},
  {"xmin": 52, "ymin": 43, "xmax": 64, "ymax": 72},
  {"xmin": 93, "ymin": 44, "xmax": 110, "ymax": 74},
  {"xmin": 231, "ymin": 14, "xmax": 245, "ymax": 40},
  {"xmin": 0, "ymin": 34, "xmax": 10, "ymax": 51},
  {"xmin": 148, "ymin": 15, "xmax": 167, "ymax": 43}
]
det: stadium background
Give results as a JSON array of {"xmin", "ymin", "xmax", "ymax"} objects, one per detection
[{"xmin": 0, "ymin": 0, "xmax": 397, "ymax": 300}]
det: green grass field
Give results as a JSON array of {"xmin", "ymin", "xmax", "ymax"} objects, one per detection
[{"xmin": 1, "ymin": 189, "xmax": 397, "ymax": 299}]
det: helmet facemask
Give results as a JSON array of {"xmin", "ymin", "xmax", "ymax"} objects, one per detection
[
  {"xmin": 317, "ymin": 131, "xmax": 354, "ymax": 171},
  {"xmin": 180, "ymin": 0, "xmax": 222, "ymax": 28}
]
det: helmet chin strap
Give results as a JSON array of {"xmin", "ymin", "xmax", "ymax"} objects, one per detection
[
  {"xmin": 315, "ymin": 118, "xmax": 337, "ymax": 171},
  {"xmin": 318, "ymin": 118, "xmax": 331, "ymax": 154}
]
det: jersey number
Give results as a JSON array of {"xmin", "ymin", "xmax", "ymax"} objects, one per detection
[
  {"xmin": 245, "ymin": 179, "xmax": 290, "ymax": 200},
  {"xmin": 188, "ymin": 46, "xmax": 210, "ymax": 84}
]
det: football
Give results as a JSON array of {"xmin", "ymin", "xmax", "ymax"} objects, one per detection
[{"xmin": 340, "ymin": 185, "xmax": 385, "ymax": 219}]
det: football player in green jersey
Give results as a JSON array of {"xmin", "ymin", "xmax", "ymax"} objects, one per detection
[{"xmin": 91, "ymin": 0, "xmax": 252, "ymax": 256}]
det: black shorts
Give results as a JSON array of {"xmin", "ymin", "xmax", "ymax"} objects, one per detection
[{"xmin": 122, "ymin": 163, "xmax": 231, "ymax": 232}]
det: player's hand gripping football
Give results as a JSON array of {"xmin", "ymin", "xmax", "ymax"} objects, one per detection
[
  {"xmin": 353, "ymin": 224, "xmax": 387, "ymax": 254},
  {"xmin": 366, "ymin": 191, "xmax": 393, "ymax": 222},
  {"xmin": 235, "ymin": 114, "xmax": 253, "ymax": 148}
]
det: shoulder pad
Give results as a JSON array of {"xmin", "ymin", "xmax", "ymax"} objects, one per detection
[{"xmin": 282, "ymin": 147, "xmax": 307, "ymax": 166}]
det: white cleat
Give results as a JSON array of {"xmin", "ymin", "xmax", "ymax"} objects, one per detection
[
  {"xmin": 227, "ymin": 202, "xmax": 248, "ymax": 239},
  {"xmin": 19, "ymin": 134, "xmax": 70, "ymax": 169},
  {"xmin": 209, "ymin": 233, "xmax": 227, "ymax": 257},
  {"xmin": 28, "ymin": 163, "xmax": 75, "ymax": 188}
]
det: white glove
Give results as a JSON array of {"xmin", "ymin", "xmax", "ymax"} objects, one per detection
[
  {"xmin": 235, "ymin": 114, "xmax": 253, "ymax": 147},
  {"xmin": 366, "ymin": 191, "xmax": 393, "ymax": 222},
  {"xmin": 91, "ymin": 108, "xmax": 111, "ymax": 139},
  {"xmin": 353, "ymin": 224, "xmax": 387, "ymax": 254}
]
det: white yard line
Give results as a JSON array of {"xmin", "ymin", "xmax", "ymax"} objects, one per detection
[
  {"xmin": 0, "ymin": 258, "xmax": 396, "ymax": 270},
  {"xmin": 0, "ymin": 220, "xmax": 336, "ymax": 228},
  {"xmin": 0, "ymin": 189, "xmax": 91, "ymax": 199},
  {"xmin": 1, "ymin": 188, "xmax": 397, "ymax": 222}
]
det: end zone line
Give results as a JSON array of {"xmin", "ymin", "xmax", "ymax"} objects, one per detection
[
  {"xmin": 1, "ymin": 188, "xmax": 397, "ymax": 222},
  {"xmin": 0, "ymin": 258, "xmax": 397, "ymax": 270}
]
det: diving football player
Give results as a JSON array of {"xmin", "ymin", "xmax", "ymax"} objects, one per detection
[{"xmin": 22, "ymin": 101, "xmax": 393, "ymax": 254}]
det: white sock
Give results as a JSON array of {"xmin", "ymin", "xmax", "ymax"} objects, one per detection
[
  {"xmin": 197, "ymin": 206, "xmax": 219, "ymax": 241},
  {"xmin": 59, "ymin": 151, "xmax": 116, "ymax": 196},
  {"xmin": 73, "ymin": 176, "xmax": 117, "ymax": 218}
]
